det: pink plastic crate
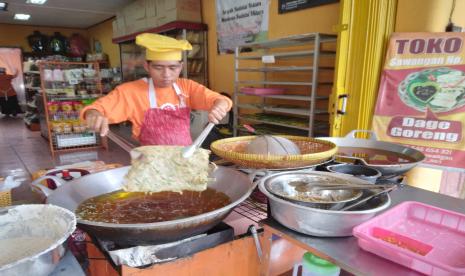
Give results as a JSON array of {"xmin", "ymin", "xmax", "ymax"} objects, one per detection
[
  {"xmin": 240, "ymin": 87, "xmax": 285, "ymax": 95},
  {"xmin": 353, "ymin": 201, "xmax": 465, "ymax": 275}
]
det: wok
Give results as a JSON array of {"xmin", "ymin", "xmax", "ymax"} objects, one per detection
[
  {"xmin": 318, "ymin": 130, "xmax": 425, "ymax": 177},
  {"xmin": 31, "ymin": 166, "xmax": 255, "ymax": 246}
]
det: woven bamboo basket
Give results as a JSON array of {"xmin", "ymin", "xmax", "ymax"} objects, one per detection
[
  {"xmin": 211, "ymin": 135, "xmax": 337, "ymax": 169},
  {"xmin": 0, "ymin": 190, "xmax": 12, "ymax": 207}
]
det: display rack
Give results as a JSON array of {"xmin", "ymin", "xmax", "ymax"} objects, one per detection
[
  {"xmin": 23, "ymin": 70, "xmax": 41, "ymax": 131},
  {"xmin": 115, "ymin": 21, "xmax": 208, "ymax": 86},
  {"xmin": 38, "ymin": 61, "xmax": 106, "ymax": 156},
  {"xmin": 233, "ymin": 33, "xmax": 337, "ymax": 137}
]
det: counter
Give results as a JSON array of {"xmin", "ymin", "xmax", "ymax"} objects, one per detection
[{"xmin": 260, "ymin": 185, "xmax": 465, "ymax": 275}]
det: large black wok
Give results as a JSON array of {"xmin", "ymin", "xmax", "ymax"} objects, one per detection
[
  {"xmin": 319, "ymin": 130, "xmax": 425, "ymax": 176},
  {"xmin": 31, "ymin": 166, "xmax": 255, "ymax": 245}
]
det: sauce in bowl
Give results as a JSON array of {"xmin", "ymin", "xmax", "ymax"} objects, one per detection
[{"xmin": 76, "ymin": 188, "xmax": 231, "ymax": 224}]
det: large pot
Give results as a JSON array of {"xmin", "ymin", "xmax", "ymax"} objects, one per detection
[
  {"xmin": 0, "ymin": 204, "xmax": 76, "ymax": 276},
  {"xmin": 258, "ymin": 171, "xmax": 391, "ymax": 237},
  {"xmin": 318, "ymin": 130, "xmax": 425, "ymax": 177},
  {"xmin": 31, "ymin": 166, "xmax": 255, "ymax": 245}
]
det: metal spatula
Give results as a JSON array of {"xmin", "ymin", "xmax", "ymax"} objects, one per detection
[{"xmin": 182, "ymin": 122, "xmax": 215, "ymax": 158}]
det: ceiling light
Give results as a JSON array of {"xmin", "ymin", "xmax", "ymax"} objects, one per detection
[
  {"xmin": 26, "ymin": 0, "xmax": 47, "ymax": 4},
  {"xmin": 14, "ymin": 13, "xmax": 31, "ymax": 20},
  {"xmin": 0, "ymin": 2, "xmax": 7, "ymax": 11}
]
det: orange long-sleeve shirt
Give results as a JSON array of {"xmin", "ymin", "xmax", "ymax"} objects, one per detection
[{"xmin": 80, "ymin": 78, "xmax": 232, "ymax": 139}]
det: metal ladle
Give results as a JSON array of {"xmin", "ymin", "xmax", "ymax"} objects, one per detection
[
  {"xmin": 182, "ymin": 122, "xmax": 215, "ymax": 158},
  {"xmin": 311, "ymin": 183, "xmax": 395, "ymax": 191}
]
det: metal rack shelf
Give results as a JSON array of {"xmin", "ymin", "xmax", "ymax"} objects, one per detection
[
  {"xmin": 237, "ymin": 92, "xmax": 328, "ymax": 101},
  {"xmin": 237, "ymin": 50, "xmax": 336, "ymax": 60},
  {"xmin": 237, "ymin": 80, "xmax": 313, "ymax": 86},
  {"xmin": 46, "ymin": 95, "xmax": 100, "ymax": 101},
  {"xmin": 238, "ymin": 104, "xmax": 328, "ymax": 116},
  {"xmin": 237, "ymin": 33, "xmax": 337, "ymax": 50},
  {"xmin": 233, "ymin": 33, "xmax": 336, "ymax": 137},
  {"xmin": 239, "ymin": 116, "xmax": 310, "ymax": 131}
]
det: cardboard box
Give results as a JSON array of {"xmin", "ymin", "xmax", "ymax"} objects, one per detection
[
  {"xmin": 123, "ymin": 0, "xmax": 146, "ymax": 22},
  {"xmin": 163, "ymin": 0, "xmax": 201, "ymax": 23},
  {"xmin": 112, "ymin": 20, "xmax": 125, "ymax": 38},
  {"xmin": 116, "ymin": 0, "xmax": 202, "ymax": 37},
  {"xmin": 146, "ymin": 0, "xmax": 157, "ymax": 17},
  {"xmin": 125, "ymin": 18, "xmax": 147, "ymax": 34}
]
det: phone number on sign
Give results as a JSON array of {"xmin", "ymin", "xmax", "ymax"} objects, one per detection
[{"xmin": 410, "ymin": 146, "xmax": 453, "ymax": 155}]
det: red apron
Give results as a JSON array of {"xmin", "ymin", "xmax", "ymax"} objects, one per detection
[{"xmin": 139, "ymin": 78, "xmax": 192, "ymax": 146}]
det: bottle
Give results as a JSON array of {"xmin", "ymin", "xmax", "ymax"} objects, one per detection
[{"xmin": 292, "ymin": 252, "xmax": 340, "ymax": 276}]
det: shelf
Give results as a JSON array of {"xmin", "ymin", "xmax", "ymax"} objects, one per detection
[
  {"xmin": 237, "ymin": 80, "xmax": 313, "ymax": 86},
  {"xmin": 236, "ymin": 50, "xmax": 336, "ymax": 60},
  {"xmin": 238, "ymin": 104, "xmax": 328, "ymax": 116},
  {"xmin": 237, "ymin": 33, "xmax": 337, "ymax": 50},
  {"xmin": 52, "ymin": 132, "xmax": 99, "ymax": 149},
  {"xmin": 44, "ymin": 78, "xmax": 99, "ymax": 83},
  {"xmin": 237, "ymin": 66, "xmax": 334, "ymax": 72},
  {"xmin": 238, "ymin": 92, "xmax": 328, "ymax": 101},
  {"xmin": 46, "ymin": 95, "xmax": 100, "ymax": 101},
  {"xmin": 25, "ymin": 85, "xmax": 41, "ymax": 90},
  {"xmin": 239, "ymin": 116, "xmax": 309, "ymax": 131},
  {"xmin": 267, "ymin": 106, "xmax": 327, "ymax": 116},
  {"xmin": 234, "ymin": 32, "xmax": 335, "ymax": 137},
  {"xmin": 237, "ymin": 66, "xmax": 311, "ymax": 72},
  {"xmin": 38, "ymin": 61, "xmax": 106, "ymax": 155},
  {"xmin": 237, "ymin": 123, "xmax": 308, "ymax": 136}
]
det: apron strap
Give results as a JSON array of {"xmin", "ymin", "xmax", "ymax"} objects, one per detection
[
  {"xmin": 172, "ymin": 83, "xmax": 186, "ymax": 108},
  {"xmin": 147, "ymin": 78, "xmax": 186, "ymax": 108},
  {"xmin": 147, "ymin": 78, "xmax": 157, "ymax": 108}
]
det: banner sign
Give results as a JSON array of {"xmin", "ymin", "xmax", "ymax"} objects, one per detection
[
  {"xmin": 373, "ymin": 33, "xmax": 465, "ymax": 169},
  {"xmin": 278, "ymin": 0, "xmax": 338, "ymax": 14},
  {"xmin": 216, "ymin": 0, "xmax": 269, "ymax": 54}
]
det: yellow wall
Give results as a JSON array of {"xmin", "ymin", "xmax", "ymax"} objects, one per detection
[
  {"xmin": 87, "ymin": 19, "xmax": 120, "ymax": 68},
  {"xmin": 396, "ymin": 0, "xmax": 465, "ymax": 32},
  {"xmin": 0, "ymin": 24, "xmax": 87, "ymax": 52},
  {"xmin": 202, "ymin": 1, "xmax": 339, "ymax": 94}
]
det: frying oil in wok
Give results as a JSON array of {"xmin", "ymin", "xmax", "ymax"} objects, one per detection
[
  {"xmin": 337, "ymin": 147, "xmax": 416, "ymax": 165},
  {"xmin": 75, "ymin": 188, "xmax": 231, "ymax": 224}
]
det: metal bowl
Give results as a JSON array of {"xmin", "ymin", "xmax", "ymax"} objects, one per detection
[
  {"xmin": 264, "ymin": 171, "xmax": 364, "ymax": 210},
  {"xmin": 258, "ymin": 172, "xmax": 391, "ymax": 237},
  {"xmin": 0, "ymin": 204, "xmax": 76, "ymax": 276}
]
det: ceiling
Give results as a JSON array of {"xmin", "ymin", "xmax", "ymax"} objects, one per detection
[{"xmin": 0, "ymin": 0, "xmax": 133, "ymax": 29}]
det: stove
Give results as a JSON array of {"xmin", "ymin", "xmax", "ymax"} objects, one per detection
[{"xmin": 85, "ymin": 222, "xmax": 234, "ymax": 270}]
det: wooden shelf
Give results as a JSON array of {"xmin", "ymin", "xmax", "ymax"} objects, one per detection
[{"xmin": 39, "ymin": 61, "xmax": 105, "ymax": 156}]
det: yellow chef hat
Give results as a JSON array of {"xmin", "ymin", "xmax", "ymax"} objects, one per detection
[{"xmin": 135, "ymin": 33, "xmax": 192, "ymax": 61}]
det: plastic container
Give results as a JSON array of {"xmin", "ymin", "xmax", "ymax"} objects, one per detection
[
  {"xmin": 240, "ymin": 87, "xmax": 285, "ymax": 95},
  {"xmin": 353, "ymin": 201, "xmax": 465, "ymax": 275},
  {"xmin": 292, "ymin": 252, "xmax": 340, "ymax": 276}
]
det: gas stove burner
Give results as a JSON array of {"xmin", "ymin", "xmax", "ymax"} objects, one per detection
[{"xmin": 89, "ymin": 223, "xmax": 234, "ymax": 268}]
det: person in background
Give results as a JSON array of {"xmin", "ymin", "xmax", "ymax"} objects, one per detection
[
  {"xmin": 81, "ymin": 33, "xmax": 232, "ymax": 146},
  {"xmin": 0, "ymin": 66, "xmax": 22, "ymax": 118}
]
